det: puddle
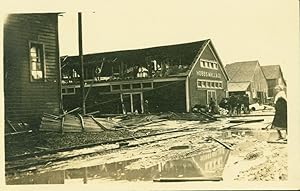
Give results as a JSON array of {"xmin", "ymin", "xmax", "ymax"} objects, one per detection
[{"xmin": 6, "ymin": 147, "xmax": 230, "ymax": 184}]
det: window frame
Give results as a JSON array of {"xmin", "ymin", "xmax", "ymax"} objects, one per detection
[{"xmin": 29, "ymin": 41, "xmax": 46, "ymax": 82}]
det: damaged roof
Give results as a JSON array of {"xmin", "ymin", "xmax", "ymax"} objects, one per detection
[
  {"xmin": 62, "ymin": 40, "xmax": 209, "ymax": 74},
  {"xmin": 225, "ymin": 61, "xmax": 258, "ymax": 82}
]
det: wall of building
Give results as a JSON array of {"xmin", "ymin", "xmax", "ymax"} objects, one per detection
[
  {"xmin": 251, "ymin": 65, "xmax": 269, "ymax": 103},
  {"xmin": 4, "ymin": 14, "xmax": 60, "ymax": 126},
  {"xmin": 144, "ymin": 81, "xmax": 186, "ymax": 113},
  {"xmin": 188, "ymin": 44, "xmax": 227, "ymax": 109}
]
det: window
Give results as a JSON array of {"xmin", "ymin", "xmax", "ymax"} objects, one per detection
[
  {"xmin": 111, "ymin": 85, "xmax": 121, "ymax": 91},
  {"xmin": 200, "ymin": 59, "xmax": 218, "ymax": 70},
  {"xmin": 207, "ymin": 82, "xmax": 211, "ymax": 87},
  {"xmin": 62, "ymin": 87, "xmax": 76, "ymax": 95},
  {"xmin": 132, "ymin": 83, "xmax": 141, "ymax": 89},
  {"xmin": 122, "ymin": 84, "xmax": 131, "ymax": 90},
  {"xmin": 197, "ymin": 80, "xmax": 202, "ymax": 87},
  {"xmin": 30, "ymin": 42, "xmax": 45, "ymax": 81},
  {"xmin": 142, "ymin": 82, "xmax": 152, "ymax": 89},
  {"xmin": 197, "ymin": 79, "xmax": 223, "ymax": 89}
]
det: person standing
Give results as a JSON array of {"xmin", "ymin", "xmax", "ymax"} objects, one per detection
[
  {"xmin": 209, "ymin": 97, "xmax": 216, "ymax": 114},
  {"xmin": 271, "ymin": 85, "xmax": 287, "ymax": 140}
]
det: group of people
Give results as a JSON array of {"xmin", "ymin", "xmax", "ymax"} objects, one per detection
[{"xmin": 218, "ymin": 94, "xmax": 250, "ymax": 116}]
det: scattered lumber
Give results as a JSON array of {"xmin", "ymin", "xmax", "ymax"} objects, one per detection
[
  {"xmin": 40, "ymin": 113, "xmax": 62, "ymax": 132},
  {"xmin": 219, "ymin": 122, "xmax": 246, "ymax": 130},
  {"xmin": 208, "ymin": 137, "xmax": 233, "ymax": 150},
  {"xmin": 40, "ymin": 113, "xmax": 123, "ymax": 133},
  {"xmin": 5, "ymin": 119, "xmax": 30, "ymax": 134},
  {"xmin": 6, "ymin": 130, "xmax": 201, "ymax": 172},
  {"xmin": 63, "ymin": 114, "xmax": 82, "ymax": 132},
  {"xmin": 6, "ymin": 119, "xmax": 16, "ymax": 132},
  {"xmin": 54, "ymin": 107, "xmax": 80, "ymax": 119},
  {"xmin": 198, "ymin": 111, "xmax": 218, "ymax": 121},
  {"xmin": 5, "ymin": 130, "xmax": 33, "ymax": 136},
  {"xmin": 229, "ymin": 118, "xmax": 264, "ymax": 123},
  {"xmin": 153, "ymin": 177, "xmax": 223, "ymax": 182},
  {"xmin": 267, "ymin": 140, "xmax": 287, "ymax": 144},
  {"xmin": 7, "ymin": 126, "xmax": 199, "ymax": 161},
  {"xmin": 169, "ymin": 145, "xmax": 190, "ymax": 150}
]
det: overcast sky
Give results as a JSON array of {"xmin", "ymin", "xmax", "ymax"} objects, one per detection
[{"xmin": 56, "ymin": 0, "xmax": 298, "ymax": 81}]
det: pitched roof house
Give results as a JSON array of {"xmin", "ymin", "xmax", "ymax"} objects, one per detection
[
  {"xmin": 225, "ymin": 60, "xmax": 268, "ymax": 104},
  {"xmin": 261, "ymin": 65, "xmax": 287, "ymax": 97},
  {"xmin": 62, "ymin": 39, "xmax": 229, "ymax": 114}
]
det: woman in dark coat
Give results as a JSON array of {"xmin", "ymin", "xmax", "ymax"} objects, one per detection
[{"xmin": 272, "ymin": 85, "xmax": 287, "ymax": 140}]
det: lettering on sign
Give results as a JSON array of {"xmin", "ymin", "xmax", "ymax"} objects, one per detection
[{"xmin": 196, "ymin": 71, "xmax": 221, "ymax": 78}]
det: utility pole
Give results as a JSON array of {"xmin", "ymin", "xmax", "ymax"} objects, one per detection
[{"xmin": 78, "ymin": 12, "xmax": 86, "ymax": 115}]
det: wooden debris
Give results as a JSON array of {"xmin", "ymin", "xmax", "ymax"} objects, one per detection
[
  {"xmin": 169, "ymin": 145, "xmax": 190, "ymax": 150},
  {"xmin": 40, "ymin": 113, "xmax": 61, "ymax": 132},
  {"xmin": 198, "ymin": 111, "xmax": 218, "ymax": 121},
  {"xmin": 208, "ymin": 137, "xmax": 233, "ymax": 150},
  {"xmin": 229, "ymin": 118, "xmax": 264, "ymax": 123},
  {"xmin": 219, "ymin": 122, "xmax": 246, "ymax": 130},
  {"xmin": 54, "ymin": 107, "xmax": 80, "ymax": 119},
  {"xmin": 40, "ymin": 113, "xmax": 123, "ymax": 132},
  {"xmin": 6, "ymin": 119, "xmax": 17, "ymax": 132},
  {"xmin": 5, "ymin": 130, "xmax": 33, "ymax": 136},
  {"xmin": 267, "ymin": 140, "xmax": 287, "ymax": 144},
  {"xmin": 7, "ymin": 126, "xmax": 199, "ymax": 161}
]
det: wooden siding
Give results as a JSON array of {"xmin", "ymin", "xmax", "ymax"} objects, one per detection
[
  {"xmin": 251, "ymin": 65, "xmax": 268, "ymax": 102},
  {"xmin": 4, "ymin": 14, "xmax": 60, "ymax": 126},
  {"xmin": 188, "ymin": 43, "xmax": 227, "ymax": 108}
]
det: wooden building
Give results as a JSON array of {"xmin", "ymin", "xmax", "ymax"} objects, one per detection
[
  {"xmin": 61, "ymin": 39, "xmax": 229, "ymax": 114},
  {"xmin": 225, "ymin": 60, "xmax": 268, "ymax": 104},
  {"xmin": 261, "ymin": 65, "xmax": 287, "ymax": 98},
  {"xmin": 4, "ymin": 13, "xmax": 62, "ymax": 127}
]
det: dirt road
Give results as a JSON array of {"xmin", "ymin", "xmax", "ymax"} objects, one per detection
[{"xmin": 5, "ymin": 113, "xmax": 287, "ymax": 184}]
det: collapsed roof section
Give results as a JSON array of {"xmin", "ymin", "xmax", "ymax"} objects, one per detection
[{"xmin": 61, "ymin": 40, "xmax": 209, "ymax": 83}]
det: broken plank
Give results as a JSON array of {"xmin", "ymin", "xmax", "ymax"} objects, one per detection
[
  {"xmin": 208, "ymin": 137, "xmax": 233, "ymax": 150},
  {"xmin": 6, "ymin": 119, "xmax": 17, "ymax": 132},
  {"xmin": 90, "ymin": 116, "xmax": 108, "ymax": 130},
  {"xmin": 5, "ymin": 130, "xmax": 33, "ymax": 136},
  {"xmin": 267, "ymin": 140, "xmax": 287, "ymax": 144},
  {"xmin": 6, "ymin": 126, "xmax": 199, "ymax": 161},
  {"xmin": 77, "ymin": 114, "xmax": 85, "ymax": 132},
  {"xmin": 54, "ymin": 107, "xmax": 80, "ymax": 119},
  {"xmin": 229, "ymin": 118, "xmax": 264, "ymax": 123},
  {"xmin": 198, "ymin": 111, "xmax": 217, "ymax": 121},
  {"xmin": 219, "ymin": 122, "xmax": 246, "ymax": 130}
]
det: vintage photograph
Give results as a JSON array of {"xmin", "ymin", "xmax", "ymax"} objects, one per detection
[{"xmin": 1, "ymin": 0, "xmax": 299, "ymax": 189}]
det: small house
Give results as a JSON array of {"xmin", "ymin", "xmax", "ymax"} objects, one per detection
[
  {"xmin": 225, "ymin": 60, "xmax": 268, "ymax": 104},
  {"xmin": 261, "ymin": 65, "xmax": 287, "ymax": 98}
]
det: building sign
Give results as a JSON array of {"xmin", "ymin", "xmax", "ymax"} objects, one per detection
[{"xmin": 196, "ymin": 71, "xmax": 221, "ymax": 79}]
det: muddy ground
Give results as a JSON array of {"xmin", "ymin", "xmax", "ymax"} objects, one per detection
[{"xmin": 5, "ymin": 111, "xmax": 287, "ymax": 183}]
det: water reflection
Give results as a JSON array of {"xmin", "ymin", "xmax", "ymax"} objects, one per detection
[{"xmin": 6, "ymin": 147, "xmax": 230, "ymax": 184}]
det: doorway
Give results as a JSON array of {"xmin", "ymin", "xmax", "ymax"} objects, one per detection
[
  {"xmin": 121, "ymin": 93, "xmax": 143, "ymax": 114},
  {"xmin": 207, "ymin": 90, "xmax": 217, "ymax": 104}
]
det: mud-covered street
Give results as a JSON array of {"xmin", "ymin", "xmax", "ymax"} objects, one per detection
[{"xmin": 5, "ymin": 111, "xmax": 287, "ymax": 184}]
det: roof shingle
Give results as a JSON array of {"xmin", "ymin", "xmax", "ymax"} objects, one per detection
[
  {"xmin": 261, "ymin": 65, "xmax": 282, "ymax": 80},
  {"xmin": 225, "ymin": 61, "xmax": 258, "ymax": 82}
]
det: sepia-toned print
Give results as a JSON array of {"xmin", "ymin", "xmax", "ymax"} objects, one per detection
[{"xmin": 2, "ymin": 1, "xmax": 296, "ymax": 187}]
